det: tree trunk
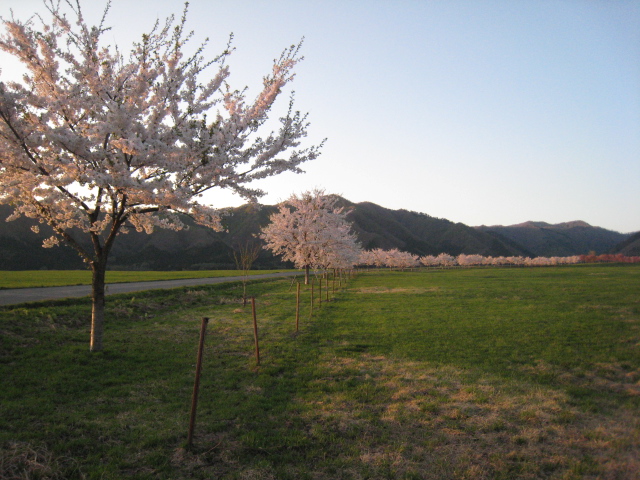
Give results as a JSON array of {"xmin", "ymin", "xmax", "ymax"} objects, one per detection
[
  {"xmin": 90, "ymin": 262, "xmax": 107, "ymax": 352},
  {"xmin": 242, "ymin": 281, "xmax": 247, "ymax": 306},
  {"xmin": 304, "ymin": 265, "xmax": 310, "ymax": 285}
]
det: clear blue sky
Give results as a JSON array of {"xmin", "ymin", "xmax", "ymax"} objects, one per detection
[{"xmin": 2, "ymin": 0, "xmax": 639, "ymax": 233}]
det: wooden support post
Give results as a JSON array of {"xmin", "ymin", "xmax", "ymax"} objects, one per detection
[
  {"xmin": 326, "ymin": 275, "xmax": 330, "ymax": 302},
  {"xmin": 251, "ymin": 297, "xmax": 260, "ymax": 366},
  {"xmin": 310, "ymin": 278, "xmax": 314, "ymax": 317},
  {"xmin": 332, "ymin": 272, "xmax": 336, "ymax": 296},
  {"xmin": 295, "ymin": 282, "xmax": 300, "ymax": 332},
  {"xmin": 187, "ymin": 317, "xmax": 208, "ymax": 450}
]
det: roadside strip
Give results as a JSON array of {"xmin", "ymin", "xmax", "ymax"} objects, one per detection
[{"xmin": 0, "ymin": 271, "xmax": 300, "ymax": 306}]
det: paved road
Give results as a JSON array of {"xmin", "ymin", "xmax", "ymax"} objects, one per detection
[{"xmin": 0, "ymin": 271, "xmax": 301, "ymax": 306}]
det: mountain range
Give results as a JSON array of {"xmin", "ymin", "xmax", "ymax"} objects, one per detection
[{"xmin": 0, "ymin": 201, "xmax": 635, "ymax": 270}]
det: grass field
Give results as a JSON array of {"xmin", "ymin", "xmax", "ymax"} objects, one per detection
[
  {"xmin": 0, "ymin": 269, "xmax": 292, "ymax": 289},
  {"xmin": 1, "ymin": 265, "xmax": 638, "ymax": 479}
]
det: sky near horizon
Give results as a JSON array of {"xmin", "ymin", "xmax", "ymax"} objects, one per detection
[{"xmin": 1, "ymin": 0, "xmax": 639, "ymax": 233}]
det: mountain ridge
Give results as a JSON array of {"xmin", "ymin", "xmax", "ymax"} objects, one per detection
[
  {"xmin": 0, "ymin": 202, "xmax": 634, "ymax": 270},
  {"xmin": 475, "ymin": 221, "xmax": 630, "ymax": 258},
  {"xmin": 494, "ymin": 220, "xmax": 594, "ymax": 229}
]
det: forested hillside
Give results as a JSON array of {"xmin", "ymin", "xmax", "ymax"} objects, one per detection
[
  {"xmin": 0, "ymin": 202, "xmax": 633, "ymax": 270},
  {"xmin": 611, "ymin": 231, "xmax": 640, "ymax": 256},
  {"xmin": 475, "ymin": 221, "xmax": 630, "ymax": 257},
  {"xmin": 344, "ymin": 201, "xmax": 529, "ymax": 257}
]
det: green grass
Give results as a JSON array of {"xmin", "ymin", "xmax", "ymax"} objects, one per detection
[
  {"xmin": 0, "ymin": 269, "xmax": 293, "ymax": 289},
  {"xmin": 1, "ymin": 265, "xmax": 639, "ymax": 479}
]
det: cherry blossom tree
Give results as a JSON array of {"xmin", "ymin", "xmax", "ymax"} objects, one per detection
[
  {"xmin": 0, "ymin": 1, "xmax": 323, "ymax": 351},
  {"xmin": 360, "ymin": 248, "xmax": 389, "ymax": 269},
  {"xmin": 360, "ymin": 248, "xmax": 418, "ymax": 270},
  {"xmin": 316, "ymin": 223, "xmax": 361, "ymax": 271},
  {"xmin": 435, "ymin": 253, "xmax": 456, "ymax": 268},
  {"xmin": 419, "ymin": 255, "xmax": 439, "ymax": 268},
  {"xmin": 383, "ymin": 249, "xmax": 419, "ymax": 270},
  {"xmin": 260, "ymin": 189, "xmax": 359, "ymax": 284}
]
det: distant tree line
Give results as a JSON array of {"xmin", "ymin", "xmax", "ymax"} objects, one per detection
[{"xmin": 358, "ymin": 249, "xmax": 640, "ymax": 269}]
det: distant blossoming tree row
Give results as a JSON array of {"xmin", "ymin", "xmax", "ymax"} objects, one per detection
[
  {"xmin": 421, "ymin": 254, "xmax": 584, "ymax": 267},
  {"xmin": 358, "ymin": 250, "xmax": 640, "ymax": 269},
  {"xmin": 578, "ymin": 253, "xmax": 640, "ymax": 264}
]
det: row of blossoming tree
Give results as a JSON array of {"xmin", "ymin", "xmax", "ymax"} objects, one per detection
[
  {"xmin": 421, "ymin": 253, "xmax": 584, "ymax": 267},
  {"xmin": 358, "ymin": 249, "xmax": 640, "ymax": 269},
  {"xmin": 359, "ymin": 248, "xmax": 421, "ymax": 270},
  {"xmin": 259, "ymin": 190, "xmax": 640, "ymax": 277},
  {"xmin": 578, "ymin": 253, "xmax": 640, "ymax": 264}
]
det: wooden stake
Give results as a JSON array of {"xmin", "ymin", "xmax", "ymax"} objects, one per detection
[
  {"xmin": 310, "ymin": 278, "xmax": 314, "ymax": 317},
  {"xmin": 319, "ymin": 276, "xmax": 322, "ymax": 307},
  {"xmin": 251, "ymin": 297, "xmax": 260, "ymax": 366},
  {"xmin": 187, "ymin": 317, "xmax": 208, "ymax": 450},
  {"xmin": 326, "ymin": 273, "xmax": 330, "ymax": 302},
  {"xmin": 295, "ymin": 282, "xmax": 300, "ymax": 332}
]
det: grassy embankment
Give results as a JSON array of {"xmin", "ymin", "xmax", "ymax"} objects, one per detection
[
  {"xmin": 1, "ymin": 264, "xmax": 638, "ymax": 479},
  {"xmin": 0, "ymin": 270, "xmax": 293, "ymax": 289}
]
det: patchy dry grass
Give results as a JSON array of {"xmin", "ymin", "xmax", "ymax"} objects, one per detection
[
  {"xmin": 295, "ymin": 354, "xmax": 639, "ymax": 479},
  {"xmin": 0, "ymin": 442, "xmax": 84, "ymax": 479}
]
